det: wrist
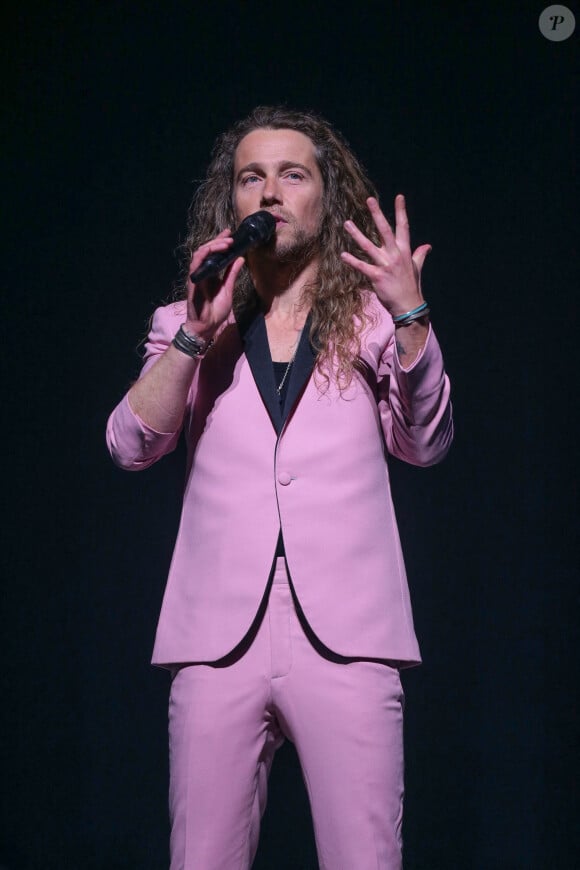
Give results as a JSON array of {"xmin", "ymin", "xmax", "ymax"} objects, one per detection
[
  {"xmin": 391, "ymin": 300, "xmax": 430, "ymax": 328},
  {"xmin": 394, "ymin": 315, "xmax": 429, "ymax": 330},
  {"xmin": 173, "ymin": 324, "xmax": 215, "ymax": 358},
  {"xmin": 387, "ymin": 297, "xmax": 424, "ymax": 319},
  {"xmin": 182, "ymin": 320, "xmax": 216, "ymax": 343}
]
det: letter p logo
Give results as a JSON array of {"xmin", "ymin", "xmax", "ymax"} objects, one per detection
[{"xmin": 539, "ymin": 5, "xmax": 576, "ymax": 41}]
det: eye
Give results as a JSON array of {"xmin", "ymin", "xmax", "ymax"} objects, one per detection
[
  {"xmin": 241, "ymin": 174, "xmax": 260, "ymax": 186},
  {"xmin": 285, "ymin": 171, "xmax": 304, "ymax": 182}
]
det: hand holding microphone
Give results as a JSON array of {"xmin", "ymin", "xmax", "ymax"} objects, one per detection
[
  {"xmin": 184, "ymin": 211, "xmax": 276, "ymax": 341},
  {"xmin": 189, "ymin": 211, "xmax": 276, "ymax": 283}
]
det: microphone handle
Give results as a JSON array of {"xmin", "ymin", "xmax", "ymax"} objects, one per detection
[{"xmin": 189, "ymin": 245, "xmax": 241, "ymax": 283}]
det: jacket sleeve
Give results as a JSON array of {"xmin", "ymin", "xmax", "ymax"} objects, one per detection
[
  {"xmin": 377, "ymin": 325, "xmax": 453, "ymax": 467},
  {"xmin": 106, "ymin": 304, "xmax": 185, "ymax": 471}
]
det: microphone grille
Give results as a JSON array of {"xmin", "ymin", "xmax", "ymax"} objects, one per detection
[{"xmin": 242, "ymin": 210, "xmax": 276, "ymax": 243}]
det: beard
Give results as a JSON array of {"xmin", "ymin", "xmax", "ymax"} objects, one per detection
[{"xmin": 264, "ymin": 219, "xmax": 323, "ymax": 272}]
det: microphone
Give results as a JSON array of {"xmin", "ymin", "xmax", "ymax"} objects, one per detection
[{"xmin": 190, "ymin": 211, "xmax": 277, "ymax": 283}]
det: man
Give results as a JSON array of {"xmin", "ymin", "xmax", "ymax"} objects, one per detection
[{"xmin": 107, "ymin": 106, "xmax": 453, "ymax": 869}]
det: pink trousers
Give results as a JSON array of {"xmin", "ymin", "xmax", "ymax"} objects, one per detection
[{"xmin": 168, "ymin": 559, "xmax": 405, "ymax": 869}]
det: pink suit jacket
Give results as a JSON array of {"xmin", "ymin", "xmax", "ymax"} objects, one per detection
[{"xmin": 107, "ymin": 293, "xmax": 453, "ymax": 668}]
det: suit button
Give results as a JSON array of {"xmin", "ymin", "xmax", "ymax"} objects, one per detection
[{"xmin": 278, "ymin": 471, "xmax": 292, "ymax": 486}]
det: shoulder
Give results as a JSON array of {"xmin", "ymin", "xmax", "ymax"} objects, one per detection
[
  {"xmin": 150, "ymin": 299, "xmax": 187, "ymax": 332},
  {"xmin": 358, "ymin": 290, "xmax": 394, "ymax": 344},
  {"xmin": 359, "ymin": 289, "xmax": 390, "ymax": 322},
  {"xmin": 142, "ymin": 300, "xmax": 187, "ymax": 359}
]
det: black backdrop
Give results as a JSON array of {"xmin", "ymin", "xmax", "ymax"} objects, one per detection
[{"xmin": 3, "ymin": 2, "xmax": 578, "ymax": 868}]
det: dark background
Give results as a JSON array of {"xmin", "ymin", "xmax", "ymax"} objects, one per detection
[{"xmin": 2, "ymin": 2, "xmax": 578, "ymax": 868}]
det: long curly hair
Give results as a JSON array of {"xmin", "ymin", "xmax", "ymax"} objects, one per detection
[{"xmin": 179, "ymin": 106, "xmax": 382, "ymax": 386}]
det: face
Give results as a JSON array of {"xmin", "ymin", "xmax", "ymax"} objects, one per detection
[{"xmin": 233, "ymin": 128, "xmax": 324, "ymax": 262}]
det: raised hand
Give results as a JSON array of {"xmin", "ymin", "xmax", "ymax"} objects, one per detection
[{"xmin": 341, "ymin": 195, "xmax": 431, "ymax": 318}]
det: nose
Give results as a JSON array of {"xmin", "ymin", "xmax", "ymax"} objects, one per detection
[{"xmin": 260, "ymin": 175, "xmax": 282, "ymax": 207}]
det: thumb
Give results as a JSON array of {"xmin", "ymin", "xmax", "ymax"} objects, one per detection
[{"xmin": 412, "ymin": 244, "xmax": 432, "ymax": 275}]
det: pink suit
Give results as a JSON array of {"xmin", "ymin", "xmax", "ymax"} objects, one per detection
[{"xmin": 107, "ymin": 292, "xmax": 453, "ymax": 868}]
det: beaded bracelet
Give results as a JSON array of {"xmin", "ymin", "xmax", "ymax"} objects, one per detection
[
  {"xmin": 392, "ymin": 301, "xmax": 430, "ymax": 328},
  {"xmin": 172, "ymin": 324, "xmax": 214, "ymax": 358}
]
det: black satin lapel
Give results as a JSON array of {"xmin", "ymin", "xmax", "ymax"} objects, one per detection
[
  {"xmin": 283, "ymin": 315, "xmax": 316, "ymax": 421},
  {"xmin": 237, "ymin": 307, "xmax": 282, "ymax": 432}
]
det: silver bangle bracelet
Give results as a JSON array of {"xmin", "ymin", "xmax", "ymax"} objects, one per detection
[
  {"xmin": 392, "ymin": 301, "xmax": 429, "ymax": 323},
  {"xmin": 172, "ymin": 324, "xmax": 214, "ymax": 358},
  {"xmin": 393, "ymin": 308, "xmax": 430, "ymax": 328}
]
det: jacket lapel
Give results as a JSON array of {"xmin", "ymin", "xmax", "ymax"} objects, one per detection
[
  {"xmin": 282, "ymin": 313, "xmax": 316, "ymax": 422},
  {"xmin": 237, "ymin": 304, "xmax": 317, "ymax": 434},
  {"xmin": 237, "ymin": 304, "xmax": 283, "ymax": 432}
]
